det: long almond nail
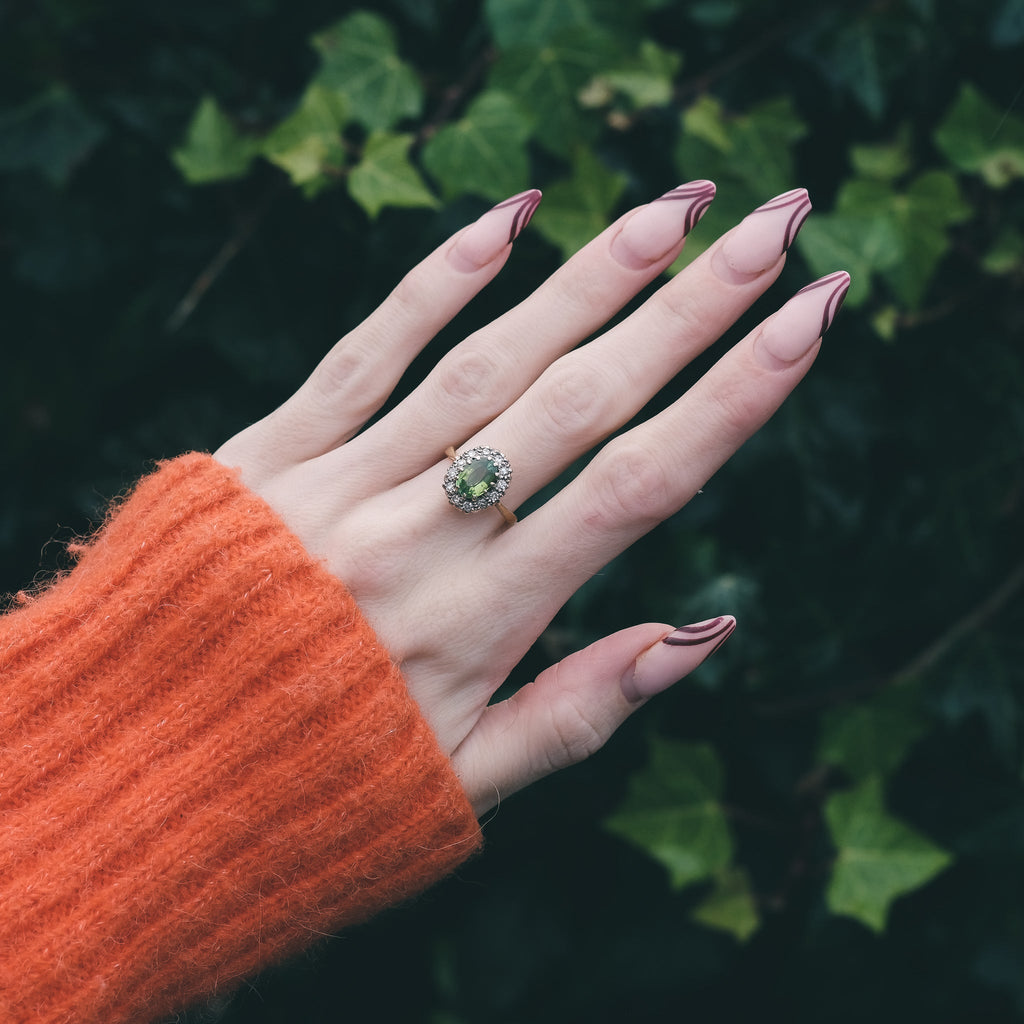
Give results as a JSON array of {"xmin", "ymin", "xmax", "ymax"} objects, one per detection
[
  {"xmin": 610, "ymin": 180, "xmax": 717, "ymax": 269},
  {"xmin": 621, "ymin": 616, "xmax": 736, "ymax": 704},
  {"xmin": 754, "ymin": 271, "xmax": 851, "ymax": 368},
  {"xmin": 712, "ymin": 188, "xmax": 812, "ymax": 283},
  {"xmin": 447, "ymin": 189, "xmax": 542, "ymax": 273}
]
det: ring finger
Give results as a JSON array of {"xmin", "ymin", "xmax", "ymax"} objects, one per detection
[{"xmin": 510, "ymin": 270, "xmax": 852, "ymax": 618}]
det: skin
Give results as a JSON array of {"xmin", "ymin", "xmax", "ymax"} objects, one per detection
[{"xmin": 214, "ymin": 185, "xmax": 845, "ymax": 817}]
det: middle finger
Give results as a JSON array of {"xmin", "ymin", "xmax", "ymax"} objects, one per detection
[{"xmin": 437, "ymin": 188, "xmax": 813, "ymax": 519}]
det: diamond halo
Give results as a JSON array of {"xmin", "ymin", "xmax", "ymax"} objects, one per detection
[{"xmin": 443, "ymin": 445, "xmax": 513, "ymax": 513}]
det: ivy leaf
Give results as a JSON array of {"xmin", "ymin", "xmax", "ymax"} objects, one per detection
[
  {"xmin": 421, "ymin": 91, "xmax": 531, "ymax": 201},
  {"xmin": 798, "ymin": 212, "xmax": 900, "ymax": 309},
  {"xmin": 850, "ymin": 128, "xmax": 912, "ymax": 181},
  {"xmin": 990, "ymin": 0, "xmax": 1024, "ymax": 46},
  {"xmin": 819, "ymin": 19, "xmax": 886, "ymax": 119},
  {"xmin": 347, "ymin": 131, "xmax": 438, "ymax": 218},
  {"xmin": 687, "ymin": 0, "xmax": 743, "ymax": 26},
  {"xmin": 801, "ymin": 172, "xmax": 968, "ymax": 311},
  {"xmin": 531, "ymin": 146, "xmax": 627, "ymax": 260},
  {"xmin": 825, "ymin": 775, "xmax": 952, "ymax": 932},
  {"xmin": 595, "ymin": 39, "xmax": 683, "ymax": 110},
  {"xmin": 484, "ymin": 0, "xmax": 639, "ymax": 48},
  {"xmin": 673, "ymin": 95, "xmax": 807, "ymax": 264},
  {"xmin": 172, "ymin": 96, "xmax": 257, "ymax": 185},
  {"xmin": 818, "ymin": 685, "xmax": 928, "ymax": 781},
  {"xmin": 883, "ymin": 170, "xmax": 970, "ymax": 308},
  {"xmin": 982, "ymin": 225, "xmax": 1024, "ymax": 276},
  {"xmin": 0, "ymin": 85, "xmax": 107, "ymax": 186},
  {"xmin": 690, "ymin": 866, "xmax": 760, "ymax": 943},
  {"xmin": 261, "ymin": 83, "xmax": 348, "ymax": 196},
  {"xmin": 604, "ymin": 738, "xmax": 733, "ymax": 891},
  {"xmin": 934, "ymin": 83, "xmax": 1024, "ymax": 188},
  {"xmin": 489, "ymin": 27, "xmax": 615, "ymax": 156},
  {"xmin": 312, "ymin": 12, "xmax": 422, "ymax": 131}
]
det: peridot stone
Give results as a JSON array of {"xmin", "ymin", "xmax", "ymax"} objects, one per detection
[{"xmin": 456, "ymin": 457, "xmax": 498, "ymax": 501}]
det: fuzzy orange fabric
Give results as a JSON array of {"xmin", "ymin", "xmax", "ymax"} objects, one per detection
[{"xmin": 0, "ymin": 453, "xmax": 481, "ymax": 1024}]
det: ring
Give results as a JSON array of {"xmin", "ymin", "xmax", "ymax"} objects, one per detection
[{"xmin": 443, "ymin": 445, "xmax": 516, "ymax": 526}]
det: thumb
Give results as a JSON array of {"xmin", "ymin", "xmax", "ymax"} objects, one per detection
[{"xmin": 450, "ymin": 616, "xmax": 736, "ymax": 816}]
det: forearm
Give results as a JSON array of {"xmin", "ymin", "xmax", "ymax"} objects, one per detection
[{"xmin": 0, "ymin": 453, "xmax": 479, "ymax": 1024}]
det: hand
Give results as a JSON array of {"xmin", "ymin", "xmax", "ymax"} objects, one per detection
[{"xmin": 213, "ymin": 183, "xmax": 849, "ymax": 815}]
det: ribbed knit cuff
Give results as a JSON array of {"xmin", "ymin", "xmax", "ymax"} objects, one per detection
[{"xmin": 0, "ymin": 453, "xmax": 481, "ymax": 1024}]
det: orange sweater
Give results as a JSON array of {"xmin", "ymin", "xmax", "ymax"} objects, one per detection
[{"xmin": 0, "ymin": 453, "xmax": 481, "ymax": 1023}]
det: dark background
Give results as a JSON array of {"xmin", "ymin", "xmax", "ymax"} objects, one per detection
[{"xmin": 2, "ymin": 0, "xmax": 1023, "ymax": 1020}]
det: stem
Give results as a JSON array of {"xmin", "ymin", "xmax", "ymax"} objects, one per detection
[
  {"xmin": 164, "ymin": 184, "xmax": 281, "ymax": 334},
  {"xmin": 891, "ymin": 558, "xmax": 1024, "ymax": 686}
]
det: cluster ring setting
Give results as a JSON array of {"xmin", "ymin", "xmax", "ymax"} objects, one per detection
[{"xmin": 443, "ymin": 445, "xmax": 515, "ymax": 524}]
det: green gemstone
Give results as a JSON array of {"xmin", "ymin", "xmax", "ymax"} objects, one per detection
[{"xmin": 456, "ymin": 457, "xmax": 498, "ymax": 501}]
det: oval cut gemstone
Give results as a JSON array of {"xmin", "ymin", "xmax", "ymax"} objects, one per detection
[{"xmin": 456, "ymin": 457, "xmax": 498, "ymax": 501}]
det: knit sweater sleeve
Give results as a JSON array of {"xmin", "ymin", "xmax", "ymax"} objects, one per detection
[{"xmin": 0, "ymin": 453, "xmax": 481, "ymax": 1024}]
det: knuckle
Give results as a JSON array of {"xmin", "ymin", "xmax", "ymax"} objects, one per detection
[
  {"xmin": 586, "ymin": 443, "xmax": 672, "ymax": 531},
  {"xmin": 388, "ymin": 265, "xmax": 435, "ymax": 324},
  {"xmin": 326, "ymin": 508, "xmax": 416, "ymax": 599},
  {"xmin": 433, "ymin": 344, "xmax": 505, "ymax": 414},
  {"xmin": 704, "ymin": 375, "xmax": 763, "ymax": 437},
  {"xmin": 544, "ymin": 690, "xmax": 609, "ymax": 771},
  {"xmin": 310, "ymin": 339, "xmax": 371, "ymax": 405},
  {"xmin": 539, "ymin": 358, "xmax": 610, "ymax": 442},
  {"xmin": 562, "ymin": 271, "xmax": 616, "ymax": 320},
  {"xmin": 653, "ymin": 281, "xmax": 706, "ymax": 338}
]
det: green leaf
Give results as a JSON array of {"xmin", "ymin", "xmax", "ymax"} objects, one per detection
[
  {"xmin": 680, "ymin": 93, "xmax": 733, "ymax": 152},
  {"xmin": 312, "ymin": 11, "xmax": 423, "ymax": 130},
  {"xmin": 347, "ymin": 131, "xmax": 438, "ymax": 218},
  {"xmin": 261, "ymin": 83, "xmax": 348, "ymax": 195},
  {"xmin": 596, "ymin": 39, "xmax": 683, "ymax": 110},
  {"xmin": 883, "ymin": 170, "xmax": 970, "ymax": 308},
  {"xmin": 801, "ymin": 171, "xmax": 969, "ymax": 311},
  {"xmin": 798, "ymin": 212, "xmax": 900, "ymax": 309},
  {"xmin": 990, "ymin": 0, "xmax": 1024, "ymax": 46},
  {"xmin": 690, "ymin": 866, "xmax": 760, "ymax": 942},
  {"xmin": 818, "ymin": 685, "xmax": 928, "ymax": 781},
  {"xmin": 489, "ymin": 27, "xmax": 615, "ymax": 155},
  {"xmin": 0, "ymin": 85, "xmax": 107, "ymax": 186},
  {"xmin": 531, "ymin": 146, "xmax": 627, "ymax": 260},
  {"xmin": 604, "ymin": 738, "xmax": 733, "ymax": 890},
  {"xmin": 687, "ymin": 0, "xmax": 743, "ymax": 26},
  {"xmin": 484, "ymin": 0, "xmax": 638, "ymax": 47},
  {"xmin": 673, "ymin": 95, "xmax": 807, "ymax": 264},
  {"xmin": 850, "ymin": 128, "xmax": 912, "ymax": 181},
  {"xmin": 982, "ymin": 225, "xmax": 1024, "ymax": 275},
  {"xmin": 824, "ymin": 20, "xmax": 886, "ymax": 119},
  {"xmin": 935, "ymin": 83, "xmax": 1024, "ymax": 188},
  {"xmin": 825, "ymin": 776, "xmax": 952, "ymax": 932},
  {"xmin": 171, "ymin": 95, "xmax": 257, "ymax": 185},
  {"xmin": 421, "ymin": 90, "xmax": 531, "ymax": 201}
]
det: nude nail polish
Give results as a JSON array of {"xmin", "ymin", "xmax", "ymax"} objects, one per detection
[
  {"xmin": 754, "ymin": 271, "xmax": 851, "ymax": 368},
  {"xmin": 447, "ymin": 189, "xmax": 542, "ymax": 273},
  {"xmin": 712, "ymin": 188, "xmax": 812, "ymax": 283},
  {"xmin": 621, "ymin": 616, "xmax": 737, "ymax": 704},
  {"xmin": 610, "ymin": 180, "xmax": 717, "ymax": 269}
]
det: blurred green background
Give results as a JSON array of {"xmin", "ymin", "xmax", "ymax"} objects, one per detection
[{"xmin": 2, "ymin": 0, "xmax": 1024, "ymax": 1020}]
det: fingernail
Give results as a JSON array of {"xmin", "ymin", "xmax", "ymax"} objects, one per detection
[
  {"xmin": 447, "ymin": 189, "xmax": 543, "ymax": 273},
  {"xmin": 610, "ymin": 180, "xmax": 717, "ymax": 269},
  {"xmin": 712, "ymin": 188, "xmax": 812, "ymax": 283},
  {"xmin": 754, "ymin": 271, "xmax": 851, "ymax": 368},
  {"xmin": 621, "ymin": 615, "xmax": 736, "ymax": 704}
]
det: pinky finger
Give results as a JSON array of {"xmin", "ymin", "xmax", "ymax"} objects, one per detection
[{"xmin": 450, "ymin": 615, "xmax": 736, "ymax": 817}]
